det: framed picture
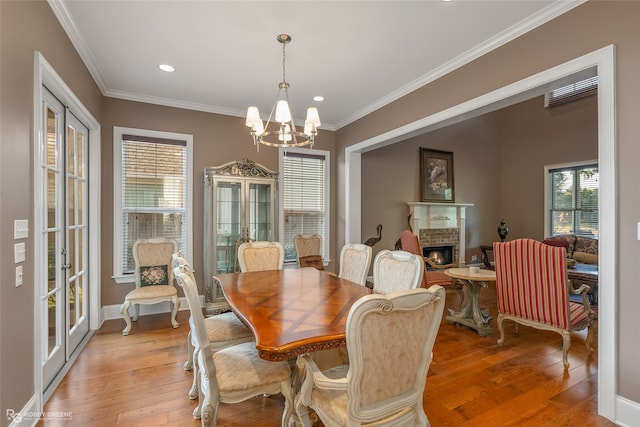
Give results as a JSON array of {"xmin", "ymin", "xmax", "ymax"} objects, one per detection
[{"xmin": 420, "ymin": 148, "xmax": 455, "ymax": 202}]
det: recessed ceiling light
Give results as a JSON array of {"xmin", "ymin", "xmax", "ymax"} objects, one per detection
[
  {"xmin": 159, "ymin": 64, "xmax": 175, "ymax": 73},
  {"xmin": 313, "ymin": 96, "xmax": 325, "ymax": 102}
]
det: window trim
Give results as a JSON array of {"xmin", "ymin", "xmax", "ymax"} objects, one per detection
[
  {"xmin": 278, "ymin": 147, "xmax": 331, "ymax": 266},
  {"xmin": 112, "ymin": 126, "xmax": 193, "ymax": 283},
  {"xmin": 544, "ymin": 159, "xmax": 598, "ymax": 238}
]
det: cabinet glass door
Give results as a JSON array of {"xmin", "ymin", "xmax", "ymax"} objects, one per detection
[
  {"xmin": 247, "ymin": 182, "xmax": 273, "ymax": 241},
  {"xmin": 215, "ymin": 180, "xmax": 241, "ymax": 273}
]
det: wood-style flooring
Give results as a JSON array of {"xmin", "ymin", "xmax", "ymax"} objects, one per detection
[{"xmin": 41, "ymin": 283, "xmax": 617, "ymax": 426}]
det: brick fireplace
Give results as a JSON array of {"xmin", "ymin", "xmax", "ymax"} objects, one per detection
[{"xmin": 407, "ymin": 202, "xmax": 473, "ymax": 267}]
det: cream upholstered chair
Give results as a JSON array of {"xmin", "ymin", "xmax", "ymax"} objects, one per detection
[
  {"xmin": 399, "ymin": 230, "xmax": 464, "ymax": 304},
  {"xmin": 237, "ymin": 241, "xmax": 284, "ymax": 272},
  {"xmin": 174, "ymin": 267, "xmax": 293, "ymax": 426},
  {"xmin": 296, "ymin": 286, "xmax": 446, "ymax": 426},
  {"xmin": 294, "ymin": 233, "xmax": 324, "ymax": 270},
  {"xmin": 338, "ymin": 243, "xmax": 372, "ymax": 286},
  {"xmin": 372, "ymin": 249, "xmax": 424, "ymax": 294},
  {"xmin": 171, "ymin": 253, "xmax": 253, "ymax": 401},
  {"xmin": 493, "ymin": 238, "xmax": 595, "ymax": 369},
  {"xmin": 120, "ymin": 237, "xmax": 179, "ymax": 335}
]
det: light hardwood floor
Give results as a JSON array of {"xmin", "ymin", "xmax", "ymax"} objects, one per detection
[{"xmin": 41, "ymin": 284, "xmax": 617, "ymax": 426}]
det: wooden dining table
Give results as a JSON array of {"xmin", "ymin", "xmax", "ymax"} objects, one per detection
[{"xmin": 213, "ymin": 267, "xmax": 372, "ymax": 361}]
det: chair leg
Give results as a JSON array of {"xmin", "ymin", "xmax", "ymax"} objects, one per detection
[
  {"xmin": 280, "ymin": 379, "xmax": 294, "ymax": 427},
  {"xmin": 120, "ymin": 300, "xmax": 132, "ymax": 336},
  {"xmin": 133, "ymin": 303, "xmax": 140, "ymax": 322},
  {"xmin": 189, "ymin": 348, "xmax": 200, "ymax": 400},
  {"xmin": 184, "ymin": 330, "xmax": 194, "ymax": 371},
  {"xmin": 585, "ymin": 324, "xmax": 594, "ymax": 357},
  {"xmin": 561, "ymin": 331, "xmax": 572, "ymax": 369},
  {"xmin": 170, "ymin": 295, "xmax": 180, "ymax": 329},
  {"xmin": 496, "ymin": 314, "xmax": 506, "ymax": 346}
]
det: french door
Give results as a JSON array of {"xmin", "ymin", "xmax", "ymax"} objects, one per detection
[{"xmin": 41, "ymin": 88, "xmax": 90, "ymax": 390}]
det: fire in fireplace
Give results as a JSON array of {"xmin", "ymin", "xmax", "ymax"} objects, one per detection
[{"xmin": 423, "ymin": 245, "xmax": 454, "ymax": 270}]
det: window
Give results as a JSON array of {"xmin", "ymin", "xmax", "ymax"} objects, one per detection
[
  {"xmin": 113, "ymin": 127, "xmax": 193, "ymax": 281},
  {"xmin": 545, "ymin": 75, "xmax": 598, "ymax": 107},
  {"xmin": 545, "ymin": 161, "xmax": 598, "ymax": 238},
  {"xmin": 279, "ymin": 148, "xmax": 330, "ymax": 264}
]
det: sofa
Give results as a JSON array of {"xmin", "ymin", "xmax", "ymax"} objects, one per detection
[{"xmin": 543, "ymin": 234, "xmax": 598, "ymax": 304}]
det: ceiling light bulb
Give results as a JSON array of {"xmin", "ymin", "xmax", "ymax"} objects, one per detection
[
  {"xmin": 158, "ymin": 64, "xmax": 175, "ymax": 72},
  {"xmin": 313, "ymin": 96, "xmax": 325, "ymax": 102}
]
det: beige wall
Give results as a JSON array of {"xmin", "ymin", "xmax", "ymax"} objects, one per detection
[
  {"xmin": 100, "ymin": 98, "xmax": 336, "ymax": 305},
  {"xmin": 1, "ymin": 1, "xmax": 102, "ymax": 422},
  {"xmin": 339, "ymin": 0, "xmax": 640, "ymax": 406},
  {"xmin": 361, "ymin": 95, "xmax": 597, "ymax": 267}
]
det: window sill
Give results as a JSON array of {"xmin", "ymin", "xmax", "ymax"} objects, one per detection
[{"xmin": 113, "ymin": 274, "xmax": 134, "ymax": 284}]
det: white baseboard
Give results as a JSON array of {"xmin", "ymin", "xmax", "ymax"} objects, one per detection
[
  {"xmin": 101, "ymin": 295, "xmax": 203, "ymax": 323},
  {"xmin": 616, "ymin": 395, "xmax": 640, "ymax": 427},
  {"xmin": 6, "ymin": 393, "xmax": 42, "ymax": 427}
]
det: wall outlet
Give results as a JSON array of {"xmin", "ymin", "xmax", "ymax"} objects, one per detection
[
  {"xmin": 471, "ymin": 255, "xmax": 478, "ymax": 262},
  {"xmin": 16, "ymin": 265, "xmax": 23, "ymax": 287}
]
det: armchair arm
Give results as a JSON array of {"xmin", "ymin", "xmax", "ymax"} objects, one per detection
[
  {"xmin": 424, "ymin": 256, "xmax": 457, "ymax": 270},
  {"xmin": 568, "ymin": 279, "xmax": 592, "ymax": 312},
  {"xmin": 297, "ymin": 354, "xmax": 347, "ymax": 391}
]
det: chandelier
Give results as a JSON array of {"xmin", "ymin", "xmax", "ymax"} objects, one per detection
[{"xmin": 245, "ymin": 34, "xmax": 321, "ymax": 150}]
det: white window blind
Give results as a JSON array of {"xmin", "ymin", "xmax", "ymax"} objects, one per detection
[
  {"xmin": 548, "ymin": 163, "xmax": 598, "ymax": 237},
  {"xmin": 545, "ymin": 76, "xmax": 598, "ymax": 107},
  {"xmin": 282, "ymin": 151, "xmax": 327, "ymax": 262},
  {"xmin": 120, "ymin": 134, "xmax": 187, "ymax": 273}
]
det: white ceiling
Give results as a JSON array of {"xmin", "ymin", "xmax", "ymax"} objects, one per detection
[{"xmin": 50, "ymin": 1, "xmax": 582, "ymax": 131}]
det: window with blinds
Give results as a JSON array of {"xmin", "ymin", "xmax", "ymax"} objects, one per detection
[
  {"xmin": 548, "ymin": 163, "xmax": 598, "ymax": 238},
  {"xmin": 545, "ymin": 76, "xmax": 598, "ymax": 107},
  {"xmin": 281, "ymin": 150, "xmax": 328, "ymax": 263},
  {"xmin": 113, "ymin": 127, "xmax": 192, "ymax": 279}
]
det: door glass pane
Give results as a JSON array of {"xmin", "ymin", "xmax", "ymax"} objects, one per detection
[
  {"xmin": 77, "ymin": 133, "xmax": 84, "ymax": 178},
  {"xmin": 77, "ymin": 181, "xmax": 84, "ymax": 225},
  {"xmin": 47, "ymin": 232, "xmax": 57, "ymax": 293},
  {"xmin": 77, "ymin": 275, "xmax": 84, "ymax": 319},
  {"xmin": 47, "ymin": 170, "xmax": 57, "ymax": 228},
  {"xmin": 78, "ymin": 228, "xmax": 84, "ymax": 273},
  {"xmin": 68, "ymin": 229, "xmax": 76, "ymax": 278},
  {"xmin": 67, "ymin": 127, "xmax": 75, "ymax": 175},
  {"xmin": 68, "ymin": 279, "xmax": 76, "ymax": 328},
  {"xmin": 46, "ymin": 108, "xmax": 57, "ymax": 167},
  {"xmin": 68, "ymin": 177, "xmax": 76, "ymax": 226},
  {"xmin": 47, "ymin": 293, "xmax": 57, "ymax": 357}
]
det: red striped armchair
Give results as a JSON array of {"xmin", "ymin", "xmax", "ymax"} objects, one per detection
[{"xmin": 493, "ymin": 238, "xmax": 595, "ymax": 369}]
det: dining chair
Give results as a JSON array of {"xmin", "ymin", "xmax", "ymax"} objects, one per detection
[
  {"xmin": 296, "ymin": 285, "xmax": 446, "ymax": 426},
  {"xmin": 372, "ymin": 249, "xmax": 425, "ymax": 294},
  {"xmin": 338, "ymin": 243, "xmax": 373, "ymax": 286},
  {"xmin": 237, "ymin": 241, "xmax": 284, "ymax": 272},
  {"xmin": 293, "ymin": 233, "xmax": 324, "ymax": 270},
  {"xmin": 493, "ymin": 238, "xmax": 595, "ymax": 368},
  {"xmin": 171, "ymin": 253, "xmax": 253, "ymax": 401},
  {"xmin": 120, "ymin": 237, "xmax": 180, "ymax": 335},
  {"xmin": 174, "ymin": 266, "xmax": 293, "ymax": 426},
  {"xmin": 399, "ymin": 229, "xmax": 464, "ymax": 304}
]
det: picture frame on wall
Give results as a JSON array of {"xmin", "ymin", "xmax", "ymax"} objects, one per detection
[{"xmin": 420, "ymin": 148, "xmax": 455, "ymax": 202}]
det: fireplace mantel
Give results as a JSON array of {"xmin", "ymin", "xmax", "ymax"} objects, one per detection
[{"xmin": 407, "ymin": 202, "xmax": 473, "ymax": 266}]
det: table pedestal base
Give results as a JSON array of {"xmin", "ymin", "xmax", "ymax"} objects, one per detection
[{"xmin": 445, "ymin": 279, "xmax": 493, "ymax": 336}]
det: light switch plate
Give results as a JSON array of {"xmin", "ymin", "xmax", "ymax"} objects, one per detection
[
  {"xmin": 14, "ymin": 219, "xmax": 28, "ymax": 239},
  {"xmin": 14, "ymin": 242, "xmax": 26, "ymax": 263},
  {"xmin": 16, "ymin": 266, "xmax": 23, "ymax": 287}
]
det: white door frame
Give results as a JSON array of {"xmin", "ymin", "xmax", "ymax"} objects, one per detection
[
  {"xmin": 33, "ymin": 52, "xmax": 101, "ymax": 406},
  {"xmin": 344, "ymin": 45, "xmax": 618, "ymax": 421}
]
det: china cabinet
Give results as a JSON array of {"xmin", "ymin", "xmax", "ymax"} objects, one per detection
[{"xmin": 203, "ymin": 158, "xmax": 278, "ymax": 313}]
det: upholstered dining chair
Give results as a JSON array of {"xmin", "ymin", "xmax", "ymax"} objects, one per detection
[
  {"xmin": 400, "ymin": 230, "xmax": 464, "ymax": 304},
  {"xmin": 493, "ymin": 238, "xmax": 595, "ymax": 369},
  {"xmin": 296, "ymin": 285, "xmax": 446, "ymax": 427},
  {"xmin": 338, "ymin": 243, "xmax": 373, "ymax": 287},
  {"xmin": 372, "ymin": 249, "xmax": 424, "ymax": 294},
  {"xmin": 120, "ymin": 237, "xmax": 179, "ymax": 335},
  {"xmin": 174, "ymin": 267, "xmax": 293, "ymax": 426},
  {"xmin": 171, "ymin": 253, "xmax": 253, "ymax": 401},
  {"xmin": 293, "ymin": 233, "xmax": 324, "ymax": 270},
  {"xmin": 237, "ymin": 241, "xmax": 284, "ymax": 272}
]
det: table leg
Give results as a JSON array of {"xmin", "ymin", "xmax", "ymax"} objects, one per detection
[{"xmin": 446, "ymin": 279, "xmax": 493, "ymax": 336}]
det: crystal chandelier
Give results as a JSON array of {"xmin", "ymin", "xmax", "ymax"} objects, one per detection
[{"xmin": 245, "ymin": 34, "xmax": 321, "ymax": 150}]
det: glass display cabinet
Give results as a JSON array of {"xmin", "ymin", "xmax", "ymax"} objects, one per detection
[{"xmin": 203, "ymin": 158, "xmax": 278, "ymax": 313}]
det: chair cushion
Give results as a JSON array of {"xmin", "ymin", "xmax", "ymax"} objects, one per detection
[
  {"xmin": 212, "ymin": 342, "xmax": 291, "ymax": 392},
  {"xmin": 568, "ymin": 301, "xmax": 595, "ymax": 331},
  {"xmin": 139, "ymin": 265, "xmax": 169, "ymax": 286},
  {"xmin": 125, "ymin": 284, "xmax": 177, "ymax": 300},
  {"xmin": 190, "ymin": 311, "xmax": 253, "ymax": 343}
]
